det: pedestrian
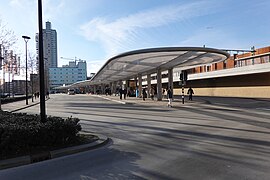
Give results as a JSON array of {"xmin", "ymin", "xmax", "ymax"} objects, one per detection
[
  {"xmin": 162, "ymin": 88, "xmax": 166, "ymax": 99},
  {"xmin": 123, "ymin": 88, "xmax": 127, "ymax": 99},
  {"xmin": 115, "ymin": 88, "xmax": 118, "ymax": 96},
  {"xmin": 119, "ymin": 88, "xmax": 123, "ymax": 100},
  {"xmin": 105, "ymin": 87, "xmax": 108, "ymax": 96},
  {"xmin": 34, "ymin": 92, "xmax": 37, "ymax": 99},
  {"xmin": 150, "ymin": 87, "xmax": 155, "ymax": 100},
  {"xmin": 142, "ymin": 88, "xmax": 147, "ymax": 101},
  {"xmin": 167, "ymin": 86, "xmax": 173, "ymax": 107},
  {"xmin": 187, "ymin": 87, "xmax": 194, "ymax": 100}
]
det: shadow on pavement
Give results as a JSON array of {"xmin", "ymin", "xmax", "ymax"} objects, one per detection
[
  {"xmin": 67, "ymin": 102, "xmax": 171, "ymax": 112},
  {"xmin": 179, "ymin": 106, "xmax": 270, "ymax": 129}
]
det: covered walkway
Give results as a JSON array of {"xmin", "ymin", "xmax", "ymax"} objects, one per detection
[{"xmin": 60, "ymin": 47, "xmax": 229, "ymax": 100}]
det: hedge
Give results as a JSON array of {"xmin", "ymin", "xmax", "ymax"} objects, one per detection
[
  {"xmin": 0, "ymin": 110, "xmax": 82, "ymax": 158},
  {"xmin": 1, "ymin": 96, "xmax": 32, "ymax": 104}
]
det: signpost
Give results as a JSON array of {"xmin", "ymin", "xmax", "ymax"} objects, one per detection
[{"xmin": 180, "ymin": 70, "xmax": 188, "ymax": 104}]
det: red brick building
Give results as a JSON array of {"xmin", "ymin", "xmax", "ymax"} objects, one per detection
[{"xmin": 180, "ymin": 46, "xmax": 270, "ymax": 98}]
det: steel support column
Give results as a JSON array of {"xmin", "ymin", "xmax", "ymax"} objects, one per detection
[
  {"xmin": 156, "ymin": 69, "xmax": 162, "ymax": 101},
  {"xmin": 168, "ymin": 68, "xmax": 173, "ymax": 99},
  {"xmin": 138, "ymin": 74, "xmax": 142, "ymax": 98},
  {"xmin": 147, "ymin": 74, "xmax": 151, "ymax": 98}
]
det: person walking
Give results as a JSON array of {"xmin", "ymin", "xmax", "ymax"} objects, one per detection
[
  {"xmin": 123, "ymin": 88, "xmax": 127, "ymax": 100},
  {"xmin": 150, "ymin": 87, "xmax": 155, "ymax": 100},
  {"xmin": 187, "ymin": 87, "xmax": 194, "ymax": 100},
  {"xmin": 142, "ymin": 88, "xmax": 147, "ymax": 101},
  {"xmin": 167, "ymin": 87, "xmax": 173, "ymax": 107},
  {"xmin": 119, "ymin": 88, "xmax": 123, "ymax": 100},
  {"xmin": 162, "ymin": 88, "xmax": 166, "ymax": 99},
  {"xmin": 46, "ymin": 91, "xmax": 50, "ymax": 99}
]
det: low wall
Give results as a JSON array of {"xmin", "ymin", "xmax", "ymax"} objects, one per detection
[
  {"xmin": 172, "ymin": 72, "xmax": 270, "ymax": 98},
  {"xmin": 174, "ymin": 86, "xmax": 270, "ymax": 98}
]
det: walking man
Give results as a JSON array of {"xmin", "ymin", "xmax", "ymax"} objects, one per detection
[
  {"xmin": 187, "ymin": 87, "xmax": 194, "ymax": 100},
  {"xmin": 142, "ymin": 88, "xmax": 147, "ymax": 101},
  {"xmin": 167, "ymin": 87, "xmax": 173, "ymax": 107},
  {"xmin": 119, "ymin": 88, "xmax": 123, "ymax": 100},
  {"xmin": 123, "ymin": 88, "xmax": 127, "ymax": 100},
  {"xmin": 150, "ymin": 87, "xmax": 155, "ymax": 100}
]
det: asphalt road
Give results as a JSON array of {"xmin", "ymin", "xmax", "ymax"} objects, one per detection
[{"xmin": 1, "ymin": 94, "xmax": 270, "ymax": 180}]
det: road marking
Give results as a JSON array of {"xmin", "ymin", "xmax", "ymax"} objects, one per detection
[
  {"xmin": 256, "ymin": 108, "xmax": 270, "ymax": 111},
  {"xmin": 214, "ymin": 103, "xmax": 229, "ymax": 106},
  {"xmin": 98, "ymin": 95, "xmax": 126, "ymax": 104}
]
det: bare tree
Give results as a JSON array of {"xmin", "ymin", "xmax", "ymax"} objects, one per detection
[
  {"xmin": 28, "ymin": 52, "xmax": 39, "ymax": 98},
  {"xmin": 0, "ymin": 19, "xmax": 17, "ymax": 49},
  {"xmin": 28, "ymin": 52, "xmax": 37, "ymax": 74},
  {"xmin": 20, "ymin": 52, "xmax": 37, "ymax": 76},
  {"xmin": 0, "ymin": 19, "xmax": 18, "ymax": 108}
]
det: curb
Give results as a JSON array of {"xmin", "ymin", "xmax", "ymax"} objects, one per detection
[
  {"xmin": 0, "ymin": 156, "xmax": 31, "ymax": 170},
  {"xmin": 0, "ymin": 133, "xmax": 109, "ymax": 170},
  {"xmin": 9, "ymin": 98, "xmax": 50, "ymax": 113},
  {"xmin": 100, "ymin": 95, "xmax": 126, "ymax": 104},
  {"xmin": 95, "ymin": 95, "xmax": 203, "ymax": 107},
  {"xmin": 10, "ymin": 101, "xmax": 40, "ymax": 113},
  {"xmin": 96, "ymin": 95, "xmax": 134, "ymax": 105}
]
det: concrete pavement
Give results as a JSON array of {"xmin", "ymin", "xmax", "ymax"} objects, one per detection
[
  {"xmin": 94, "ymin": 94, "xmax": 203, "ymax": 107},
  {"xmin": 0, "ymin": 97, "xmax": 109, "ymax": 170},
  {"xmin": 2, "ymin": 93, "xmax": 269, "ymax": 113},
  {"xmin": 93, "ymin": 93, "xmax": 270, "ymax": 111},
  {"xmin": 1, "ymin": 97, "xmax": 41, "ymax": 112},
  {"xmin": 1, "ymin": 94, "xmax": 270, "ymax": 179},
  {"xmin": 1, "ymin": 94, "xmax": 269, "ymax": 171}
]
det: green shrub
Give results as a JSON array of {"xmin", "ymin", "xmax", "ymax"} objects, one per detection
[
  {"xmin": 1, "ymin": 96, "xmax": 31, "ymax": 104},
  {"xmin": 0, "ymin": 111, "xmax": 81, "ymax": 157}
]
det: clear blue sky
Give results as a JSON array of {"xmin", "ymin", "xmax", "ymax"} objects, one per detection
[{"xmin": 1, "ymin": 0, "xmax": 270, "ymax": 75}]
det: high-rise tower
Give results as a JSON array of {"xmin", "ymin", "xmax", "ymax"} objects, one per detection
[
  {"xmin": 44, "ymin": 21, "xmax": 58, "ymax": 68},
  {"xmin": 36, "ymin": 21, "xmax": 58, "ymax": 91},
  {"xmin": 36, "ymin": 21, "xmax": 58, "ymax": 69}
]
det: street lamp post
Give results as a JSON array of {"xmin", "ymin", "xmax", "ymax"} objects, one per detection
[
  {"xmin": 38, "ymin": 0, "xmax": 47, "ymax": 122},
  {"xmin": 22, "ymin": 35, "xmax": 31, "ymax": 105},
  {"xmin": 31, "ymin": 74, "xmax": 34, "ymax": 102},
  {"xmin": 0, "ymin": 44, "xmax": 3, "ymax": 110}
]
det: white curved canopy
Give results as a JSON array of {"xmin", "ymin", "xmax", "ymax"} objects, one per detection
[{"xmin": 63, "ymin": 47, "xmax": 229, "ymax": 88}]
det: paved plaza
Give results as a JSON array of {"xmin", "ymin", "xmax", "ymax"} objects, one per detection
[{"xmin": 0, "ymin": 94, "xmax": 270, "ymax": 180}]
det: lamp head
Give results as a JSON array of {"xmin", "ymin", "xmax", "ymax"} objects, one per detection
[
  {"xmin": 22, "ymin": 36, "xmax": 31, "ymax": 43},
  {"xmin": 22, "ymin": 36, "xmax": 31, "ymax": 40}
]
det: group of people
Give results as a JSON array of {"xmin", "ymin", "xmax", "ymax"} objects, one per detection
[
  {"xmin": 119, "ymin": 88, "xmax": 127, "ymax": 100},
  {"xmin": 33, "ymin": 91, "xmax": 50, "ymax": 99},
  {"xmin": 105, "ymin": 87, "xmax": 112, "ymax": 96},
  {"xmin": 117, "ymin": 87, "xmax": 155, "ymax": 101},
  {"xmin": 167, "ymin": 87, "xmax": 194, "ymax": 107},
  {"xmin": 142, "ymin": 87, "xmax": 155, "ymax": 101},
  {"xmin": 142, "ymin": 86, "xmax": 194, "ymax": 107},
  {"xmin": 34, "ymin": 92, "xmax": 40, "ymax": 99},
  {"xmin": 117, "ymin": 86, "xmax": 194, "ymax": 107}
]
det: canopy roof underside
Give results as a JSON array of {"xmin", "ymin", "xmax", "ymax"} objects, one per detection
[{"xmin": 70, "ymin": 47, "xmax": 230, "ymax": 87}]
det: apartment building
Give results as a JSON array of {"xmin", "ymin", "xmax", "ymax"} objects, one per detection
[{"xmin": 49, "ymin": 61, "xmax": 87, "ymax": 90}]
